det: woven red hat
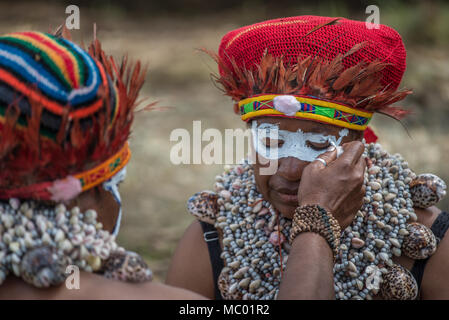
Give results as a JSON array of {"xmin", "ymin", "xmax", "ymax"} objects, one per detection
[
  {"xmin": 208, "ymin": 15, "xmax": 411, "ymax": 133},
  {"xmin": 219, "ymin": 15, "xmax": 406, "ymax": 91}
]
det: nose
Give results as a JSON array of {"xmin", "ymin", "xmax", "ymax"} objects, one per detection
[{"xmin": 276, "ymin": 157, "xmax": 309, "ymax": 182}]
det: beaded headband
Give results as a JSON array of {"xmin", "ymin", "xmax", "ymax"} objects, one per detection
[
  {"xmin": 0, "ymin": 142, "xmax": 131, "ymax": 201},
  {"xmin": 239, "ymin": 94, "xmax": 373, "ymax": 131}
]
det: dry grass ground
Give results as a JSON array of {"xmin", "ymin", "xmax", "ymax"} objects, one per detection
[{"xmin": 0, "ymin": 2, "xmax": 448, "ymax": 280}]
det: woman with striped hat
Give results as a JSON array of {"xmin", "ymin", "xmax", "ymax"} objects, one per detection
[
  {"xmin": 0, "ymin": 30, "xmax": 205, "ymax": 299},
  {"xmin": 167, "ymin": 16, "xmax": 448, "ymax": 300}
]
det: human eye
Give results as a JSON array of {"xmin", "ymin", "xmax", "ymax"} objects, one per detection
[
  {"xmin": 262, "ymin": 137, "xmax": 285, "ymax": 148},
  {"xmin": 306, "ymin": 140, "xmax": 330, "ymax": 151}
]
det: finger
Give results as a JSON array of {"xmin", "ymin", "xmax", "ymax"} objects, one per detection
[
  {"xmin": 354, "ymin": 153, "xmax": 367, "ymax": 174},
  {"xmin": 338, "ymin": 141, "xmax": 365, "ymax": 166},
  {"xmin": 313, "ymin": 145, "xmax": 338, "ymax": 169},
  {"xmin": 359, "ymin": 183, "xmax": 366, "ymax": 199},
  {"xmin": 351, "ymin": 185, "xmax": 366, "ymax": 211},
  {"xmin": 352, "ymin": 155, "xmax": 366, "ymax": 181}
]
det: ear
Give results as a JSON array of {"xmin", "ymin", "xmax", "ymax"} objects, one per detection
[
  {"xmin": 352, "ymin": 129, "xmax": 364, "ymax": 141},
  {"xmin": 358, "ymin": 130, "xmax": 364, "ymax": 141}
]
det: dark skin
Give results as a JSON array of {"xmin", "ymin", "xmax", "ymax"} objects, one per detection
[
  {"xmin": 0, "ymin": 186, "xmax": 206, "ymax": 300},
  {"xmin": 167, "ymin": 117, "xmax": 448, "ymax": 299},
  {"xmin": 277, "ymin": 133, "xmax": 365, "ymax": 299},
  {"xmin": 70, "ymin": 186, "xmax": 121, "ymax": 232},
  {"xmin": 251, "ymin": 117, "xmax": 365, "ymax": 223}
]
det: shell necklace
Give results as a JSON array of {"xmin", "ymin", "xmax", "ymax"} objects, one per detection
[
  {"xmin": 0, "ymin": 200, "xmax": 152, "ymax": 288},
  {"xmin": 188, "ymin": 142, "xmax": 445, "ymax": 300}
]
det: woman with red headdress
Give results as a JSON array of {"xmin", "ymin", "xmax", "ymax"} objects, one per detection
[{"xmin": 167, "ymin": 16, "xmax": 448, "ymax": 300}]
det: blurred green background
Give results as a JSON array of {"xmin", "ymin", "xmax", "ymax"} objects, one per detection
[{"xmin": 0, "ymin": 0, "xmax": 448, "ymax": 280}]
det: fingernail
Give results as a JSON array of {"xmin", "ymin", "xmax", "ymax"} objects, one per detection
[
  {"xmin": 327, "ymin": 145, "xmax": 336, "ymax": 152},
  {"xmin": 337, "ymin": 146, "xmax": 343, "ymax": 158}
]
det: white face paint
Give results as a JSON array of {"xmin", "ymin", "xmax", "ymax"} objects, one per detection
[
  {"xmin": 103, "ymin": 166, "xmax": 127, "ymax": 236},
  {"xmin": 251, "ymin": 121, "xmax": 348, "ymax": 162}
]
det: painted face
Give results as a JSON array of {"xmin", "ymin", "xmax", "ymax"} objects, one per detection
[
  {"xmin": 250, "ymin": 117, "xmax": 363, "ymax": 218},
  {"xmin": 251, "ymin": 121, "xmax": 348, "ymax": 162}
]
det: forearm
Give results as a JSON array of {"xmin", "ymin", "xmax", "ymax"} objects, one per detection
[{"xmin": 277, "ymin": 232, "xmax": 335, "ymax": 300}]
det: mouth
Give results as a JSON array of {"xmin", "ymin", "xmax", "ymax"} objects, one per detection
[{"xmin": 271, "ymin": 187, "xmax": 299, "ymax": 205}]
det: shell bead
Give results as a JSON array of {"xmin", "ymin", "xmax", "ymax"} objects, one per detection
[
  {"xmin": 187, "ymin": 191, "xmax": 219, "ymax": 225},
  {"xmin": 20, "ymin": 246, "xmax": 68, "ymax": 288},
  {"xmin": 268, "ymin": 231, "xmax": 285, "ymax": 246},
  {"xmin": 0, "ymin": 198, "xmax": 152, "ymax": 288},
  {"xmin": 402, "ymin": 222, "xmax": 437, "ymax": 260},
  {"xmin": 187, "ymin": 142, "xmax": 440, "ymax": 300},
  {"xmin": 102, "ymin": 251, "xmax": 153, "ymax": 282},
  {"xmin": 409, "ymin": 173, "xmax": 446, "ymax": 208},
  {"xmin": 351, "ymin": 237, "xmax": 365, "ymax": 248},
  {"xmin": 380, "ymin": 264, "xmax": 418, "ymax": 300}
]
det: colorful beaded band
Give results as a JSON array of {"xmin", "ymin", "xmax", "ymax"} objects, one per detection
[
  {"xmin": 238, "ymin": 94, "xmax": 373, "ymax": 131},
  {"xmin": 75, "ymin": 142, "xmax": 130, "ymax": 192},
  {"xmin": 289, "ymin": 204, "xmax": 342, "ymax": 261},
  {"xmin": 0, "ymin": 142, "xmax": 131, "ymax": 201}
]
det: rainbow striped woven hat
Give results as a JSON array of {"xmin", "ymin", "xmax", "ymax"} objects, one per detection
[
  {"xmin": 209, "ymin": 16, "xmax": 412, "ymax": 133},
  {"xmin": 0, "ymin": 32, "xmax": 119, "ymax": 139},
  {"xmin": 0, "ymin": 31, "xmax": 147, "ymax": 201}
]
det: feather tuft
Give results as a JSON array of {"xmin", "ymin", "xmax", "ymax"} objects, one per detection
[{"xmin": 202, "ymin": 44, "xmax": 412, "ymax": 121}]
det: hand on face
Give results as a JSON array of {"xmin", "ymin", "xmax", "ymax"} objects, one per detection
[
  {"xmin": 252, "ymin": 118, "xmax": 365, "ymax": 226},
  {"xmin": 297, "ymin": 141, "xmax": 366, "ymax": 229}
]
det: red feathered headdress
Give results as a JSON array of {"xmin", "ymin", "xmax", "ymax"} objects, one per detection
[{"xmin": 205, "ymin": 16, "xmax": 411, "ymax": 137}]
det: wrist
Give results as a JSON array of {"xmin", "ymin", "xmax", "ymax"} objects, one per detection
[
  {"xmin": 289, "ymin": 204, "xmax": 341, "ymax": 261},
  {"xmin": 291, "ymin": 232, "xmax": 334, "ymax": 259},
  {"xmin": 298, "ymin": 198, "xmax": 332, "ymax": 215},
  {"xmin": 292, "ymin": 231, "xmax": 330, "ymax": 246}
]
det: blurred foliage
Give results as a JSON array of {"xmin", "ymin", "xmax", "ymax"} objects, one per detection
[
  {"xmin": 18, "ymin": 0, "xmax": 449, "ymax": 46},
  {"xmin": 7, "ymin": 0, "xmax": 449, "ymax": 45}
]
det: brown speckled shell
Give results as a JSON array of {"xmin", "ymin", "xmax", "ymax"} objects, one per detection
[
  {"xmin": 402, "ymin": 222, "xmax": 437, "ymax": 260},
  {"xmin": 21, "ymin": 246, "xmax": 68, "ymax": 288},
  {"xmin": 102, "ymin": 251, "xmax": 152, "ymax": 283},
  {"xmin": 218, "ymin": 271, "xmax": 243, "ymax": 300},
  {"xmin": 410, "ymin": 174, "xmax": 446, "ymax": 208},
  {"xmin": 187, "ymin": 190, "xmax": 218, "ymax": 225},
  {"xmin": 380, "ymin": 264, "xmax": 418, "ymax": 300}
]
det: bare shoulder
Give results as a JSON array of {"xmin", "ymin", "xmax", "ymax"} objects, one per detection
[
  {"xmin": 0, "ymin": 272, "xmax": 207, "ymax": 299},
  {"xmin": 166, "ymin": 219, "xmax": 216, "ymax": 299},
  {"xmin": 418, "ymin": 206, "xmax": 449, "ymax": 299},
  {"xmin": 146, "ymin": 282, "xmax": 208, "ymax": 300},
  {"xmin": 392, "ymin": 207, "xmax": 442, "ymax": 286},
  {"xmin": 415, "ymin": 206, "xmax": 442, "ymax": 229}
]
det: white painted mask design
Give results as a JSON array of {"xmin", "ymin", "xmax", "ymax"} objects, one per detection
[
  {"xmin": 103, "ymin": 166, "xmax": 127, "ymax": 236},
  {"xmin": 251, "ymin": 121, "xmax": 348, "ymax": 162}
]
